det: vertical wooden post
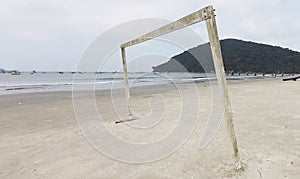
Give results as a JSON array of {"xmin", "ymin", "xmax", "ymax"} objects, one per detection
[
  {"xmin": 121, "ymin": 47, "xmax": 132, "ymax": 117},
  {"xmin": 205, "ymin": 10, "xmax": 242, "ymax": 170}
]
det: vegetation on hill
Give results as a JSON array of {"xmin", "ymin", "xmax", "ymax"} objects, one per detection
[{"xmin": 152, "ymin": 39, "xmax": 300, "ymax": 73}]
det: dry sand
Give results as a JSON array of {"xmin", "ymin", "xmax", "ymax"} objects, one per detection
[{"xmin": 0, "ymin": 79, "xmax": 299, "ymax": 178}]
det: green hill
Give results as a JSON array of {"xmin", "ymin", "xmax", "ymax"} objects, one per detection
[{"xmin": 152, "ymin": 39, "xmax": 300, "ymax": 73}]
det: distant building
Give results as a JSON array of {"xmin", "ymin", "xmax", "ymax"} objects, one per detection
[{"xmin": 0, "ymin": 68, "xmax": 5, "ymax": 73}]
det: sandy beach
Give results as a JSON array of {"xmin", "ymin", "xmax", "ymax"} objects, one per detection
[{"xmin": 0, "ymin": 78, "xmax": 299, "ymax": 178}]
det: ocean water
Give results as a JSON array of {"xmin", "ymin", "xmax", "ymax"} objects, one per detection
[{"xmin": 0, "ymin": 72, "xmax": 267, "ymax": 95}]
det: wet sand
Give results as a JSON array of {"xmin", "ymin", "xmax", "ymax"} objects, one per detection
[{"xmin": 0, "ymin": 79, "xmax": 299, "ymax": 178}]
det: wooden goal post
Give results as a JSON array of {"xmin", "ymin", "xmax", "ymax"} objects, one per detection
[{"xmin": 120, "ymin": 5, "xmax": 242, "ymax": 170}]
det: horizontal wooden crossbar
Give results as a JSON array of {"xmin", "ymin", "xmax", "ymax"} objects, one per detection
[{"xmin": 121, "ymin": 6, "xmax": 214, "ymax": 48}]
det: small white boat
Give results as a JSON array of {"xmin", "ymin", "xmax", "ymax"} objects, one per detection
[{"xmin": 10, "ymin": 70, "xmax": 21, "ymax": 75}]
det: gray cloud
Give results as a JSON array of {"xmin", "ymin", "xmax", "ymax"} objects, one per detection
[{"xmin": 0, "ymin": 0, "xmax": 299, "ymax": 71}]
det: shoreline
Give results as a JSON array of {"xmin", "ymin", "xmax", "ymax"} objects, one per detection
[
  {"xmin": 0, "ymin": 77, "xmax": 283, "ymax": 110},
  {"xmin": 1, "ymin": 71, "xmax": 289, "ymax": 96},
  {"xmin": 0, "ymin": 76, "xmax": 281, "ymax": 97}
]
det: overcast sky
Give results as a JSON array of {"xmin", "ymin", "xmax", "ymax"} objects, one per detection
[{"xmin": 1, "ymin": 0, "xmax": 299, "ymax": 71}]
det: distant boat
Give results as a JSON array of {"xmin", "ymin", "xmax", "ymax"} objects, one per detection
[
  {"xmin": 10, "ymin": 70, "xmax": 21, "ymax": 75},
  {"xmin": 283, "ymin": 75, "xmax": 300, "ymax": 81}
]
